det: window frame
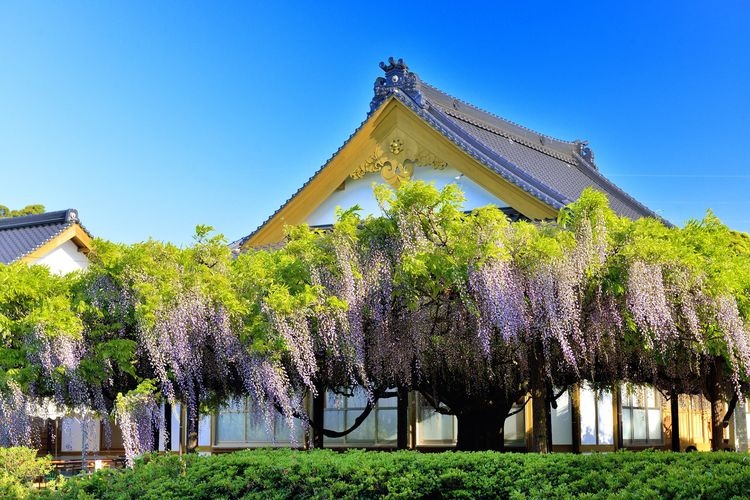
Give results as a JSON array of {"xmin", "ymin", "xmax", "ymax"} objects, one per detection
[
  {"xmin": 213, "ymin": 398, "xmax": 302, "ymax": 448},
  {"xmin": 579, "ymin": 384, "xmax": 615, "ymax": 450},
  {"xmin": 620, "ymin": 385, "xmax": 664, "ymax": 447},
  {"xmin": 323, "ymin": 388, "xmax": 399, "ymax": 448}
]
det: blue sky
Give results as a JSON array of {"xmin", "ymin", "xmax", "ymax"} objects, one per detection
[{"xmin": 1, "ymin": 1, "xmax": 749, "ymax": 244}]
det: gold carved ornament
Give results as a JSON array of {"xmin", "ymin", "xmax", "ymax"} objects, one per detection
[{"xmin": 350, "ymin": 138, "xmax": 447, "ymax": 188}]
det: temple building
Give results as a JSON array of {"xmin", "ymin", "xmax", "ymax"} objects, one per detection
[{"xmin": 188, "ymin": 58, "xmax": 746, "ymax": 454}]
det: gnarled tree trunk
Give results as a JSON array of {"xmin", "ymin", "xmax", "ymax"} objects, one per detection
[
  {"xmin": 456, "ymin": 405, "xmax": 510, "ymax": 451},
  {"xmin": 529, "ymin": 340, "xmax": 550, "ymax": 453},
  {"xmin": 707, "ymin": 357, "xmax": 726, "ymax": 452}
]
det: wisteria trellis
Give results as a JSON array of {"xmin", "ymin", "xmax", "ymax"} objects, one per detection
[{"xmin": 1, "ymin": 184, "xmax": 750, "ymax": 459}]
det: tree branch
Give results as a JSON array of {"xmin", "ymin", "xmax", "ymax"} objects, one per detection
[
  {"xmin": 507, "ymin": 396, "xmax": 530, "ymax": 416},
  {"xmin": 722, "ymin": 394, "xmax": 738, "ymax": 428}
]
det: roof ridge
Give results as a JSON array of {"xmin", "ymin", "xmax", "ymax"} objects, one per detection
[
  {"xmin": 420, "ymin": 81, "xmax": 576, "ymax": 148},
  {"xmin": 0, "ymin": 209, "xmax": 78, "ymax": 230}
]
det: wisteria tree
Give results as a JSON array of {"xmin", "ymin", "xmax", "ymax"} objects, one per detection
[
  {"xmin": 246, "ymin": 183, "xmax": 639, "ymax": 451},
  {"xmin": 2, "ymin": 182, "xmax": 750, "ymax": 459}
]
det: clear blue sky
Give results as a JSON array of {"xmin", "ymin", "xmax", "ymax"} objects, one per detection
[{"xmin": 1, "ymin": 1, "xmax": 749, "ymax": 244}]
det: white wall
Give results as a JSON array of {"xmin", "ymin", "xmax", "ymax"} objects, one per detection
[
  {"xmin": 35, "ymin": 239, "xmax": 89, "ymax": 274},
  {"xmin": 306, "ymin": 166, "xmax": 508, "ymax": 227},
  {"xmin": 60, "ymin": 417, "xmax": 100, "ymax": 453},
  {"xmin": 198, "ymin": 413, "xmax": 212, "ymax": 447},
  {"xmin": 170, "ymin": 404, "xmax": 182, "ymax": 452}
]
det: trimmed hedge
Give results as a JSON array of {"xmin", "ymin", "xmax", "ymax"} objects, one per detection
[
  {"xmin": 0, "ymin": 447, "xmax": 54, "ymax": 498},
  {"xmin": 50, "ymin": 449, "xmax": 750, "ymax": 499}
]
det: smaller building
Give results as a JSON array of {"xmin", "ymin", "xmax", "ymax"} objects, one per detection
[
  {"xmin": 0, "ymin": 209, "xmax": 92, "ymax": 273},
  {"xmin": 0, "ymin": 209, "xmax": 114, "ymax": 458}
]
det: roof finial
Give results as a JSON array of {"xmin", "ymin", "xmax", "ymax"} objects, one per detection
[
  {"xmin": 370, "ymin": 57, "xmax": 425, "ymax": 114},
  {"xmin": 379, "ymin": 57, "xmax": 408, "ymax": 73}
]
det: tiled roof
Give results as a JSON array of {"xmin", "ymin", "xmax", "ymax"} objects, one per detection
[
  {"xmin": 238, "ymin": 58, "xmax": 664, "ymax": 246},
  {"xmin": 0, "ymin": 209, "xmax": 89, "ymax": 264},
  {"xmin": 417, "ymin": 82, "xmax": 658, "ymax": 221}
]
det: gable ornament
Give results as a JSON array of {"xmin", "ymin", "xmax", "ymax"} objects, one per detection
[{"xmin": 350, "ymin": 135, "xmax": 447, "ymax": 188}]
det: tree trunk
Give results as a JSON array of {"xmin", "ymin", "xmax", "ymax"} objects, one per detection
[
  {"xmin": 312, "ymin": 384, "xmax": 325, "ymax": 449},
  {"xmin": 710, "ymin": 396, "xmax": 725, "ymax": 451},
  {"xmin": 529, "ymin": 341, "xmax": 549, "ymax": 453},
  {"xmin": 164, "ymin": 403, "xmax": 172, "ymax": 452},
  {"xmin": 707, "ymin": 357, "xmax": 726, "ymax": 452},
  {"xmin": 571, "ymin": 384, "xmax": 581, "ymax": 453},
  {"xmin": 186, "ymin": 410, "xmax": 199, "ymax": 453},
  {"xmin": 456, "ymin": 407, "xmax": 508, "ymax": 451},
  {"xmin": 396, "ymin": 387, "xmax": 409, "ymax": 449}
]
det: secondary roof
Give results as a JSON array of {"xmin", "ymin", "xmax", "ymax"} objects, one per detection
[{"xmin": 0, "ymin": 209, "xmax": 92, "ymax": 264}]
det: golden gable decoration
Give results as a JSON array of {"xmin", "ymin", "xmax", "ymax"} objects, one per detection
[{"xmin": 350, "ymin": 133, "xmax": 447, "ymax": 188}]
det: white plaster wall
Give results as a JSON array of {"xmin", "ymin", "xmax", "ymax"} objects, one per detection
[
  {"xmin": 306, "ymin": 166, "xmax": 508, "ymax": 227},
  {"xmin": 35, "ymin": 239, "xmax": 89, "ymax": 274},
  {"xmin": 170, "ymin": 404, "xmax": 182, "ymax": 452},
  {"xmin": 60, "ymin": 417, "xmax": 100, "ymax": 452},
  {"xmin": 198, "ymin": 413, "xmax": 212, "ymax": 447}
]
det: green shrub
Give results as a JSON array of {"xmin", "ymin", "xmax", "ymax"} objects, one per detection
[
  {"xmin": 49, "ymin": 449, "xmax": 750, "ymax": 499},
  {"xmin": 0, "ymin": 446, "xmax": 54, "ymax": 498}
]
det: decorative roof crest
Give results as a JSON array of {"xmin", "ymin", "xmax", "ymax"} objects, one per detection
[
  {"xmin": 574, "ymin": 140, "xmax": 597, "ymax": 169},
  {"xmin": 370, "ymin": 57, "xmax": 426, "ymax": 113}
]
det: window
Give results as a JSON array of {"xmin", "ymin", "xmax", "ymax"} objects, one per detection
[
  {"xmin": 580, "ymin": 384, "xmax": 614, "ymax": 446},
  {"xmin": 324, "ymin": 388, "xmax": 397, "ymax": 446},
  {"xmin": 214, "ymin": 398, "xmax": 302, "ymax": 446},
  {"xmin": 621, "ymin": 385, "xmax": 663, "ymax": 445}
]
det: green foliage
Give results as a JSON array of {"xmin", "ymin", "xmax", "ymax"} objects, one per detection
[
  {"xmin": 0, "ymin": 204, "xmax": 46, "ymax": 218},
  {"xmin": 50, "ymin": 449, "xmax": 750, "ymax": 499},
  {"xmin": 0, "ymin": 263, "xmax": 81, "ymax": 390},
  {"xmin": 3, "ymin": 181, "xmax": 750, "ymax": 456},
  {"xmin": 0, "ymin": 446, "xmax": 53, "ymax": 498}
]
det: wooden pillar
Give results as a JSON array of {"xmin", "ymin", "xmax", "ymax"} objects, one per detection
[
  {"xmin": 670, "ymin": 391, "xmax": 680, "ymax": 452},
  {"xmin": 397, "ymin": 387, "xmax": 409, "ymax": 449},
  {"xmin": 46, "ymin": 419, "xmax": 55, "ymax": 456},
  {"xmin": 571, "ymin": 384, "xmax": 581, "ymax": 454}
]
